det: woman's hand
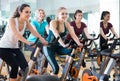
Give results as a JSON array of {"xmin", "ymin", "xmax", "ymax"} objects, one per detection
[
  {"xmin": 78, "ymin": 43, "xmax": 83, "ymax": 47},
  {"xmin": 63, "ymin": 43, "xmax": 70, "ymax": 48},
  {"xmin": 77, "ymin": 45, "xmax": 83, "ymax": 52},
  {"xmin": 29, "ymin": 42, "xmax": 36, "ymax": 48},
  {"xmin": 40, "ymin": 38, "xmax": 48, "ymax": 45}
]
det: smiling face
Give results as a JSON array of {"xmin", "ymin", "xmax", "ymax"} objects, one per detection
[
  {"xmin": 36, "ymin": 9, "xmax": 45, "ymax": 21},
  {"xmin": 57, "ymin": 7, "xmax": 68, "ymax": 21},
  {"xmin": 19, "ymin": 6, "xmax": 31, "ymax": 20},
  {"xmin": 103, "ymin": 14, "xmax": 110, "ymax": 21},
  {"xmin": 75, "ymin": 12, "xmax": 82, "ymax": 21}
]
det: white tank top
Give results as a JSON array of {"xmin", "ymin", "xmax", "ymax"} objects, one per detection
[{"xmin": 0, "ymin": 18, "xmax": 26, "ymax": 48}]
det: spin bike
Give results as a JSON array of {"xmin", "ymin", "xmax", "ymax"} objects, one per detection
[
  {"xmin": 82, "ymin": 37, "xmax": 120, "ymax": 81},
  {"xmin": 25, "ymin": 37, "xmax": 60, "ymax": 81}
]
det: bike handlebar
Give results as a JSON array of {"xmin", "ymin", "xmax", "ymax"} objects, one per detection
[
  {"xmin": 30, "ymin": 37, "xmax": 60, "ymax": 47},
  {"xmin": 82, "ymin": 34, "xmax": 100, "ymax": 47},
  {"xmin": 102, "ymin": 34, "xmax": 116, "ymax": 46}
]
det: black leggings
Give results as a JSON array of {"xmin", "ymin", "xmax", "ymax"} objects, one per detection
[
  {"xmin": 0, "ymin": 48, "xmax": 28, "ymax": 78},
  {"xmin": 100, "ymin": 36, "xmax": 108, "ymax": 61}
]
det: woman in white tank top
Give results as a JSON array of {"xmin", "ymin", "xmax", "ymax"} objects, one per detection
[{"xmin": 0, "ymin": 3, "xmax": 48, "ymax": 81}]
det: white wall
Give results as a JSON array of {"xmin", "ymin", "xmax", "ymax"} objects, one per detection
[{"xmin": 37, "ymin": 0, "xmax": 99, "ymax": 15}]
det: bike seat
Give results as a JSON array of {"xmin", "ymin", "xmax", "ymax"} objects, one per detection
[
  {"xmin": 101, "ymin": 49, "xmax": 112, "ymax": 56},
  {"xmin": 88, "ymin": 52, "xmax": 98, "ymax": 57},
  {"xmin": 111, "ymin": 53, "xmax": 120, "ymax": 59}
]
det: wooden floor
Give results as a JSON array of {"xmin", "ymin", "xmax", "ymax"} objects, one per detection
[{"xmin": 0, "ymin": 49, "xmax": 119, "ymax": 81}]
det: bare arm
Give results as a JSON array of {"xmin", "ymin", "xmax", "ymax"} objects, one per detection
[
  {"xmin": 100, "ymin": 27, "xmax": 108, "ymax": 39},
  {"xmin": 26, "ymin": 21, "xmax": 48, "ymax": 45},
  {"xmin": 110, "ymin": 27, "xmax": 119, "ymax": 38},
  {"xmin": 84, "ymin": 28, "xmax": 93, "ymax": 39},
  {"xmin": 45, "ymin": 25, "xmax": 49, "ymax": 35},
  {"xmin": 49, "ymin": 20, "xmax": 66, "ymax": 47},
  {"xmin": 9, "ymin": 18, "xmax": 31, "ymax": 45},
  {"xmin": 65, "ymin": 22, "xmax": 82, "ymax": 46}
]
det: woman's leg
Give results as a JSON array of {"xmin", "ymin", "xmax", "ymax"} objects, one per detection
[
  {"xmin": 13, "ymin": 49, "xmax": 28, "ymax": 81},
  {"xmin": 43, "ymin": 46, "xmax": 59, "ymax": 75},
  {"xmin": 0, "ymin": 48, "xmax": 19, "ymax": 81}
]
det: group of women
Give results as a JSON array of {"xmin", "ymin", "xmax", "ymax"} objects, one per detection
[{"xmin": 0, "ymin": 3, "xmax": 119, "ymax": 81}]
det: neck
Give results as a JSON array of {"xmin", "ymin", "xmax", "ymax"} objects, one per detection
[
  {"xmin": 75, "ymin": 19, "xmax": 81, "ymax": 24},
  {"xmin": 103, "ymin": 20, "xmax": 108, "ymax": 24},
  {"xmin": 58, "ymin": 19, "xmax": 64, "ymax": 24},
  {"xmin": 18, "ymin": 17, "xmax": 25, "ymax": 23},
  {"xmin": 38, "ymin": 19, "xmax": 43, "ymax": 23}
]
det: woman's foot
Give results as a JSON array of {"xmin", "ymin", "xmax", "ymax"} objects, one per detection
[{"xmin": 82, "ymin": 59, "xmax": 86, "ymax": 68}]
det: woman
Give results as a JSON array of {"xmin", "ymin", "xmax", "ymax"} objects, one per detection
[
  {"xmin": 66, "ymin": 10, "xmax": 92, "ymax": 39},
  {"xmin": 43, "ymin": 7, "xmax": 82, "ymax": 75},
  {"xmin": 65, "ymin": 10, "xmax": 92, "ymax": 67},
  {"xmin": 27, "ymin": 9, "xmax": 49, "ymax": 44},
  {"xmin": 27, "ymin": 9, "xmax": 49, "ymax": 74},
  {"xmin": 0, "ymin": 4, "xmax": 47, "ymax": 81},
  {"xmin": 100, "ymin": 11, "xmax": 118, "ymax": 61}
]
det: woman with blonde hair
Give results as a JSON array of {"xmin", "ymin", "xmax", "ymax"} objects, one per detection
[
  {"xmin": 43, "ymin": 7, "xmax": 82, "ymax": 75},
  {"xmin": 27, "ymin": 8, "xmax": 49, "ymax": 74}
]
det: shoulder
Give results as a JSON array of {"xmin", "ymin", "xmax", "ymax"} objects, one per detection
[
  {"xmin": 100, "ymin": 21, "xmax": 103, "ymax": 24},
  {"xmin": 108, "ymin": 22, "xmax": 113, "ymax": 28},
  {"xmin": 108, "ymin": 22, "xmax": 112, "ymax": 26},
  {"xmin": 70, "ymin": 21, "xmax": 75, "ymax": 25},
  {"xmin": 65, "ymin": 21, "xmax": 70, "ymax": 27},
  {"xmin": 100, "ymin": 21, "xmax": 103, "ymax": 27},
  {"xmin": 31, "ymin": 19, "xmax": 37, "ymax": 24},
  {"xmin": 50, "ymin": 20, "xmax": 57, "ymax": 25},
  {"xmin": 8, "ymin": 18, "xmax": 16, "ymax": 24},
  {"xmin": 42, "ymin": 20, "xmax": 48, "ymax": 25},
  {"xmin": 81, "ymin": 22, "xmax": 86, "ymax": 26},
  {"xmin": 70, "ymin": 21, "xmax": 75, "ymax": 24}
]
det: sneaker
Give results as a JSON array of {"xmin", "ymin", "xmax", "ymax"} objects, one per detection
[{"xmin": 82, "ymin": 60, "xmax": 86, "ymax": 68}]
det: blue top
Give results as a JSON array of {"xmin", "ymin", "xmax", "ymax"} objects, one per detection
[{"xmin": 27, "ymin": 19, "xmax": 48, "ymax": 42}]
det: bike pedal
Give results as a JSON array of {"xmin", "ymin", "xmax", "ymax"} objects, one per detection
[{"xmin": 32, "ymin": 69, "xmax": 39, "ymax": 74}]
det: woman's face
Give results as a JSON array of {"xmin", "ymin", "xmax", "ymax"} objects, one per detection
[
  {"xmin": 58, "ymin": 9, "xmax": 68, "ymax": 21},
  {"xmin": 37, "ymin": 10, "xmax": 45, "ymax": 21},
  {"xmin": 75, "ymin": 12, "xmax": 82, "ymax": 21},
  {"xmin": 103, "ymin": 14, "xmax": 110, "ymax": 21},
  {"xmin": 20, "ymin": 6, "xmax": 31, "ymax": 20}
]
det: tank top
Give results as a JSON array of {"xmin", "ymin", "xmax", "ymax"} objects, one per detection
[
  {"xmin": 46, "ymin": 23, "xmax": 67, "ymax": 43},
  {"xmin": 0, "ymin": 18, "xmax": 26, "ymax": 48}
]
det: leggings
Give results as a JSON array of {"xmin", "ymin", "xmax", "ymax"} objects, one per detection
[
  {"xmin": 0, "ymin": 48, "xmax": 28, "ymax": 78},
  {"xmin": 100, "ymin": 36, "xmax": 108, "ymax": 61},
  {"xmin": 26, "ymin": 44, "xmax": 48, "ymax": 68},
  {"xmin": 43, "ymin": 46, "xmax": 72, "ymax": 74}
]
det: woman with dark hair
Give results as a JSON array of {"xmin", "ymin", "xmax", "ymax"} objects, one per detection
[
  {"xmin": 65, "ymin": 9, "xmax": 92, "ymax": 67},
  {"xmin": 100, "ymin": 11, "xmax": 118, "ymax": 61},
  {"xmin": 46, "ymin": 16, "xmax": 51, "ymax": 25},
  {"xmin": 0, "ymin": 3, "xmax": 47, "ymax": 81}
]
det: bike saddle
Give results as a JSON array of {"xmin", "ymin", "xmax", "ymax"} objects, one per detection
[
  {"xmin": 101, "ymin": 49, "xmax": 112, "ymax": 56},
  {"xmin": 111, "ymin": 53, "xmax": 120, "ymax": 59},
  {"xmin": 88, "ymin": 52, "xmax": 98, "ymax": 57}
]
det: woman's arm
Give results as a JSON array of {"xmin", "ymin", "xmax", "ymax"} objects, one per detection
[
  {"xmin": 9, "ymin": 18, "xmax": 31, "ymax": 45},
  {"xmin": 100, "ymin": 27, "xmax": 108, "ymax": 39},
  {"xmin": 26, "ymin": 20, "xmax": 48, "ymax": 45},
  {"xmin": 49, "ymin": 20, "xmax": 66, "ymax": 47},
  {"xmin": 65, "ymin": 22, "xmax": 82, "ymax": 46},
  {"xmin": 84, "ymin": 28, "xmax": 93, "ymax": 39},
  {"xmin": 45, "ymin": 26, "xmax": 49, "ymax": 35},
  {"xmin": 110, "ymin": 27, "xmax": 119, "ymax": 38}
]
